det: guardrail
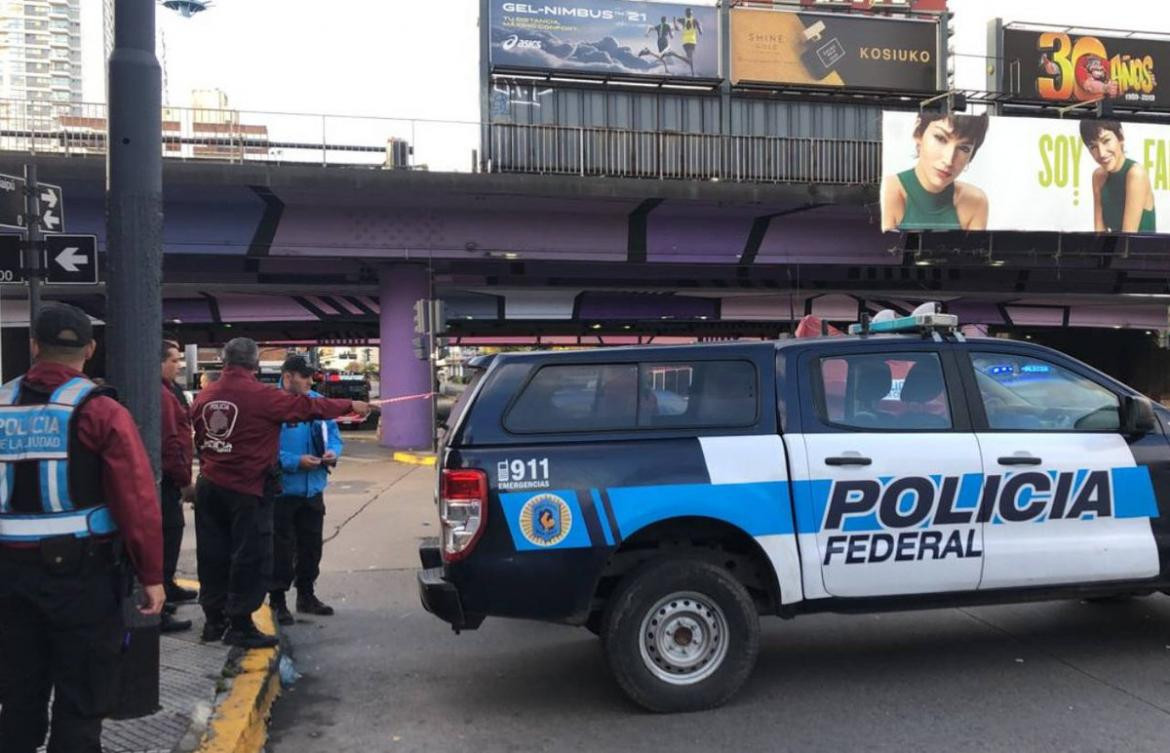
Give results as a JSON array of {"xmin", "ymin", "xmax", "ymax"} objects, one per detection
[{"xmin": 0, "ymin": 100, "xmax": 881, "ymax": 186}]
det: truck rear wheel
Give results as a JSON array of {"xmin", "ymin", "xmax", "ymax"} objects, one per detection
[{"xmin": 602, "ymin": 557, "xmax": 759, "ymax": 713}]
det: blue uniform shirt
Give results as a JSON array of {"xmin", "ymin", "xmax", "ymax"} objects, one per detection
[{"xmin": 277, "ymin": 389, "xmax": 343, "ymax": 499}]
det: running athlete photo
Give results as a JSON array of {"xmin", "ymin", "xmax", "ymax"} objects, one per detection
[
  {"xmin": 1080, "ymin": 120, "xmax": 1157, "ymax": 233},
  {"xmin": 639, "ymin": 16, "xmax": 684, "ymax": 74},
  {"xmin": 881, "ymin": 112, "xmax": 990, "ymax": 232},
  {"xmin": 674, "ymin": 8, "xmax": 703, "ymax": 76}
]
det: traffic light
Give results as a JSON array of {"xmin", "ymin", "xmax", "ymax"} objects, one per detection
[
  {"xmin": 432, "ymin": 300, "xmax": 447, "ymax": 335},
  {"xmin": 413, "ymin": 299, "xmax": 430, "ymax": 336},
  {"xmin": 412, "ymin": 334, "xmax": 429, "ymax": 361}
]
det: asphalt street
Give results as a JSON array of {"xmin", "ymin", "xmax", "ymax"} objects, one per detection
[{"xmin": 253, "ymin": 433, "xmax": 1170, "ymax": 753}]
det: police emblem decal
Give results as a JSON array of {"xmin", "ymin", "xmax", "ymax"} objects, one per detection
[{"xmin": 519, "ymin": 493, "xmax": 572, "ymax": 547}]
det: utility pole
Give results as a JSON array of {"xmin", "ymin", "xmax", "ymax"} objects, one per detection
[
  {"xmin": 106, "ymin": 0, "xmax": 163, "ymax": 719},
  {"xmin": 107, "ymin": 0, "xmax": 163, "ymax": 473},
  {"xmin": 23, "ymin": 163, "xmax": 41, "ymax": 325}
]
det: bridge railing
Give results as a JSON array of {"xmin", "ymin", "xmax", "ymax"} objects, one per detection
[{"xmin": 0, "ymin": 99, "xmax": 881, "ymax": 185}]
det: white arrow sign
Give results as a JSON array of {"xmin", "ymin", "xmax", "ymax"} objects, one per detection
[
  {"xmin": 54, "ymin": 246, "xmax": 87, "ymax": 273},
  {"xmin": 40, "ymin": 188, "xmax": 60, "ymax": 231}
]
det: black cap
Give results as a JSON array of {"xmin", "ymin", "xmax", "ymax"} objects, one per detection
[
  {"xmin": 34, "ymin": 302, "xmax": 93, "ymax": 348},
  {"xmin": 281, "ymin": 355, "xmax": 314, "ymax": 377}
]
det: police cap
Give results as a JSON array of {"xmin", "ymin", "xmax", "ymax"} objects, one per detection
[
  {"xmin": 281, "ymin": 354, "xmax": 314, "ymax": 377},
  {"xmin": 34, "ymin": 302, "xmax": 93, "ymax": 348}
]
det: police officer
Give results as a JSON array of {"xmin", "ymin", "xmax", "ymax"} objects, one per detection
[
  {"xmin": 269, "ymin": 355, "xmax": 341, "ymax": 625},
  {"xmin": 191, "ymin": 338, "xmax": 370, "ymax": 648},
  {"xmin": 160, "ymin": 340, "xmax": 195, "ymax": 632},
  {"xmin": 0, "ymin": 303, "xmax": 165, "ymax": 753}
]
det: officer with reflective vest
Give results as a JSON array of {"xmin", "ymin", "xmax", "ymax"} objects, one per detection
[{"xmin": 0, "ymin": 303, "xmax": 164, "ymax": 753}]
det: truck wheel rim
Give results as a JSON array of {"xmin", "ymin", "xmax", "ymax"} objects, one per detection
[{"xmin": 638, "ymin": 591, "xmax": 730, "ymax": 686}]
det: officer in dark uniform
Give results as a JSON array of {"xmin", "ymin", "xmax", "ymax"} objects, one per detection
[
  {"xmin": 160, "ymin": 340, "xmax": 195, "ymax": 632},
  {"xmin": 191, "ymin": 338, "xmax": 369, "ymax": 648},
  {"xmin": 0, "ymin": 303, "xmax": 165, "ymax": 753}
]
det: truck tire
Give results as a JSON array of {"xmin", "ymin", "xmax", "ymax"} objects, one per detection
[{"xmin": 602, "ymin": 557, "xmax": 759, "ymax": 713}]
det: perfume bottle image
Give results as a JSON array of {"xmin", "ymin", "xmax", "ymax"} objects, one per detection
[{"xmin": 799, "ymin": 20, "xmax": 847, "ymax": 80}]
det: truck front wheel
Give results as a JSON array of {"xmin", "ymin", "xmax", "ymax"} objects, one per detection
[{"xmin": 602, "ymin": 557, "xmax": 759, "ymax": 712}]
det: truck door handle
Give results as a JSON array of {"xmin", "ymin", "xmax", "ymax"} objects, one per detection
[
  {"xmin": 998, "ymin": 455, "xmax": 1042, "ymax": 466},
  {"xmin": 825, "ymin": 456, "xmax": 872, "ymax": 466}
]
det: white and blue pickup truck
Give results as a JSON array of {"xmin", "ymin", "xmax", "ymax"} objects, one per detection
[{"xmin": 418, "ymin": 306, "xmax": 1169, "ymax": 712}]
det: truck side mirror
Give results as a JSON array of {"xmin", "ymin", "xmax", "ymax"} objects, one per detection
[{"xmin": 1122, "ymin": 395, "xmax": 1157, "ymax": 436}]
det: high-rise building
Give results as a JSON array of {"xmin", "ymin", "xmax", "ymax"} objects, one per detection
[{"xmin": 0, "ymin": 0, "xmax": 83, "ymax": 115}]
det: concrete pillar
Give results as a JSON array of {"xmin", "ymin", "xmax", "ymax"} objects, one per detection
[{"xmin": 379, "ymin": 265, "xmax": 433, "ymax": 450}]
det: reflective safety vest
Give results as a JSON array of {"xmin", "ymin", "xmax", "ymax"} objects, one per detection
[
  {"xmin": 681, "ymin": 18, "xmax": 698, "ymax": 45},
  {"xmin": 0, "ymin": 376, "xmax": 118, "ymax": 543}
]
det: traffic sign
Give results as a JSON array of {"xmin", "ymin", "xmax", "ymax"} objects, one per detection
[
  {"xmin": 44, "ymin": 234, "xmax": 96, "ymax": 284},
  {"xmin": 37, "ymin": 183, "xmax": 63, "ymax": 233},
  {"xmin": 0, "ymin": 174, "xmax": 24, "ymax": 229},
  {"xmin": 0, "ymin": 235, "xmax": 23, "ymax": 283}
]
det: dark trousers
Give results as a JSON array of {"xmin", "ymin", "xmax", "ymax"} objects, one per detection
[
  {"xmin": 160, "ymin": 479, "xmax": 185, "ymax": 588},
  {"xmin": 0, "ymin": 554, "xmax": 124, "ymax": 753},
  {"xmin": 271, "ymin": 493, "xmax": 325, "ymax": 595},
  {"xmin": 194, "ymin": 477, "xmax": 272, "ymax": 620}
]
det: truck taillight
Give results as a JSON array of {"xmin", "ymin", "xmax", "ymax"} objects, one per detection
[{"xmin": 439, "ymin": 469, "xmax": 488, "ymax": 563}]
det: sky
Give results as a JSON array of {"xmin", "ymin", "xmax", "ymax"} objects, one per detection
[{"xmin": 74, "ymin": 0, "xmax": 1170, "ymax": 166}]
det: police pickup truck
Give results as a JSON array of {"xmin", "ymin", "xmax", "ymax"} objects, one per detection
[{"xmin": 418, "ymin": 304, "xmax": 1169, "ymax": 712}]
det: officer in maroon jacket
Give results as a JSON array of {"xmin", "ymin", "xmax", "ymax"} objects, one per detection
[
  {"xmin": 0, "ymin": 303, "xmax": 164, "ymax": 753},
  {"xmin": 159, "ymin": 340, "xmax": 194, "ymax": 632},
  {"xmin": 190, "ymin": 338, "xmax": 369, "ymax": 648}
]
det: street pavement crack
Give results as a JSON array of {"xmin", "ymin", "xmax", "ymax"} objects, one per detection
[
  {"xmin": 322, "ymin": 466, "xmax": 422, "ymax": 545},
  {"xmin": 956, "ymin": 607, "xmax": 1170, "ymax": 717}
]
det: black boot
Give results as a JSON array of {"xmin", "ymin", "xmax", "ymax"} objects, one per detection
[
  {"xmin": 160, "ymin": 611, "xmax": 192, "ymax": 633},
  {"xmin": 200, "ymin": 614, "xmax": 228, "ymax": 643},
  {"xmin": 223, "ymin": 617, "xmax": 279, "ymax": 649},
  {"xmin": 296, "ymin": 590, "xmax": 334, "ymax": 616},
  {"xmin": 166, "ymin": 581, "xmax": 199, "ymax": 603},
  {"xmin": 269, "ymin": 592, "xmax": 295, "ymax": 626}
]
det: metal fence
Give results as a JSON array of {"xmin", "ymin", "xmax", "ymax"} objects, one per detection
[
  {"xmin": 489, "ymin": 123, "xmax": 881, "ymax": 185},
  {"xmin": 0, "ymin": 99, "xmax": 882, "ymax": 186}
]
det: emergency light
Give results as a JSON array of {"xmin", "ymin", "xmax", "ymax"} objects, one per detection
[{"xmin": 847, "ymin": 302, "xmax": 959, "ymax": 336}]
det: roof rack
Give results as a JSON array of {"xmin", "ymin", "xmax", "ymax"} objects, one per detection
[{"xmin": 848, "ymin": 302, "xmax": 963, "ymax": 342}]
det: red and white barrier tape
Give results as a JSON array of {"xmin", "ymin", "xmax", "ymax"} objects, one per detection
[{"xmin": 370, "ymin": 391, "xmax": 436, "ymax": 406}]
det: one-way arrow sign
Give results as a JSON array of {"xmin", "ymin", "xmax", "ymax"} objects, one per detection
[
  {"xmin": 37, "ymin": 183, "xmax": 63, "ymax": 233},
  {"xmin": 44, "ymin": 234, "xmax": 96, "ymax": 284}
]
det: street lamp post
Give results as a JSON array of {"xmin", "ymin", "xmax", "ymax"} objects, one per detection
[{"xmin": 106, "ymin": 0, "xmax": 163, "ymax": 719}]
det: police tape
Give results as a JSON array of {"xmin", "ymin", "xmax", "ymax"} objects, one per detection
[{"xmin": 369, "ymin": 391, "xmax": 436, "ymax": 406}]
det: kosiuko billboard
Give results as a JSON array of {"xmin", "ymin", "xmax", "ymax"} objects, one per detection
[
  {"xmin": 488, "ymin": 1, "xmax": 719, "ymax": 80},
  {"xmin": 730, "ymin": 8, "xmax": 939, "ymax": 92},
  {"xmin": 881, "ymin": 111, "xmax": 1170, "ymax": 234},
  {"xmin": 1002, "ymin": 27, "xmax": 1162, "ymax": 109}
]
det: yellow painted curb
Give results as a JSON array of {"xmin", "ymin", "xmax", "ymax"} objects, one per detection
[
  {"xmin": 393, "ymin": 451, "xmax": 436, "ymax": 466},
  {"xmin": 195, "ymin": 602, "xmax": 282, "ymax": 753}
]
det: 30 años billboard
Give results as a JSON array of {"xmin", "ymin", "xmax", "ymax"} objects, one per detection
[
  {"xmin": 1002, "ymin": 27, "xmax": 1162, "ymax": 109},
  {"xmin": 881, "ymin": 111, "xmax": 1170, "ymax": 234},
  {"xmin": 730, "ymin": 8, "xmax": 939, "ymax": 92},
  {"xmin": 488, "ymin": 1, "xmax": 719, "ymax": 79}
]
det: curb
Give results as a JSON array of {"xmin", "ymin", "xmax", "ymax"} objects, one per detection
[
  {"xmin": 392, "ymin": 451, "xmax": 437, "ymax": 466},
  {"xmin": 193, "ymin": 594, "xmax": 282, "ymax": 753}
]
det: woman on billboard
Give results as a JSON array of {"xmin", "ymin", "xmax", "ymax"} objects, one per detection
[
  {"xmin": 1080, "ymin": 121, "xmax": 1156, "ymax": 233},
  {"xmin": 881, "ymin": 112, "xmax": 990, "ymax": 232}
]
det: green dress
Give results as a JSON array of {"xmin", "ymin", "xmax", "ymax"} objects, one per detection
[
  {"xmin": 896, "ymin": 168, "xmax": 960, "ymax": 231},
  {"xmin": 1101, "ymin": 158, "xmax": 1157, "ymax": 233}
]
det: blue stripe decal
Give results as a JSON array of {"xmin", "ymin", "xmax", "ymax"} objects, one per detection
[
  {"xmin": 87, "ymin": 506, "xmax": 117, "ymax": 536},
  {"xmin": 499, "ymin": 489, "xmax": 593, "ymax": 551},
  {"xmin": 956, "ymin": 473, "xmax": 982, "ymax": 510},
  {"xmin": 1111, "ymin": 467, "xmax": 1160, "ymax": 518},
  {"xmin": 607, "ymin": 481, "xmax": 793, "ymax": 538},
  {"xmin": 591, "ymin": 489, "xmax": 615, "ymax": 546},
  {"xmin": 793, "ymin": 479, "xmax": 833, "ymax": 535}
]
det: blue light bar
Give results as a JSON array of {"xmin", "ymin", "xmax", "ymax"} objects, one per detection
[{"xmin": 848, "ymin": 312, "xmax": 960, "ymax": 335}]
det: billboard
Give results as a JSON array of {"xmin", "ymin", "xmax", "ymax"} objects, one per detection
[
  {"xmin": 488, "ymin": 1, "xmax": 719, "ymax": 80},
  {"xmin": 730, "ymin": 8, "xmax": 939, "ymax": 91},
  {"xmin": 800, "ymin": 0, "xmax": 948, "ymax": 11},
  {"xmin": 881, "ymin": 111, "xmax": 1170, "ymax": 234},
  {"xmin": 1002, "ymin": 27, "xmax": 1163, "ymax": 109}
]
